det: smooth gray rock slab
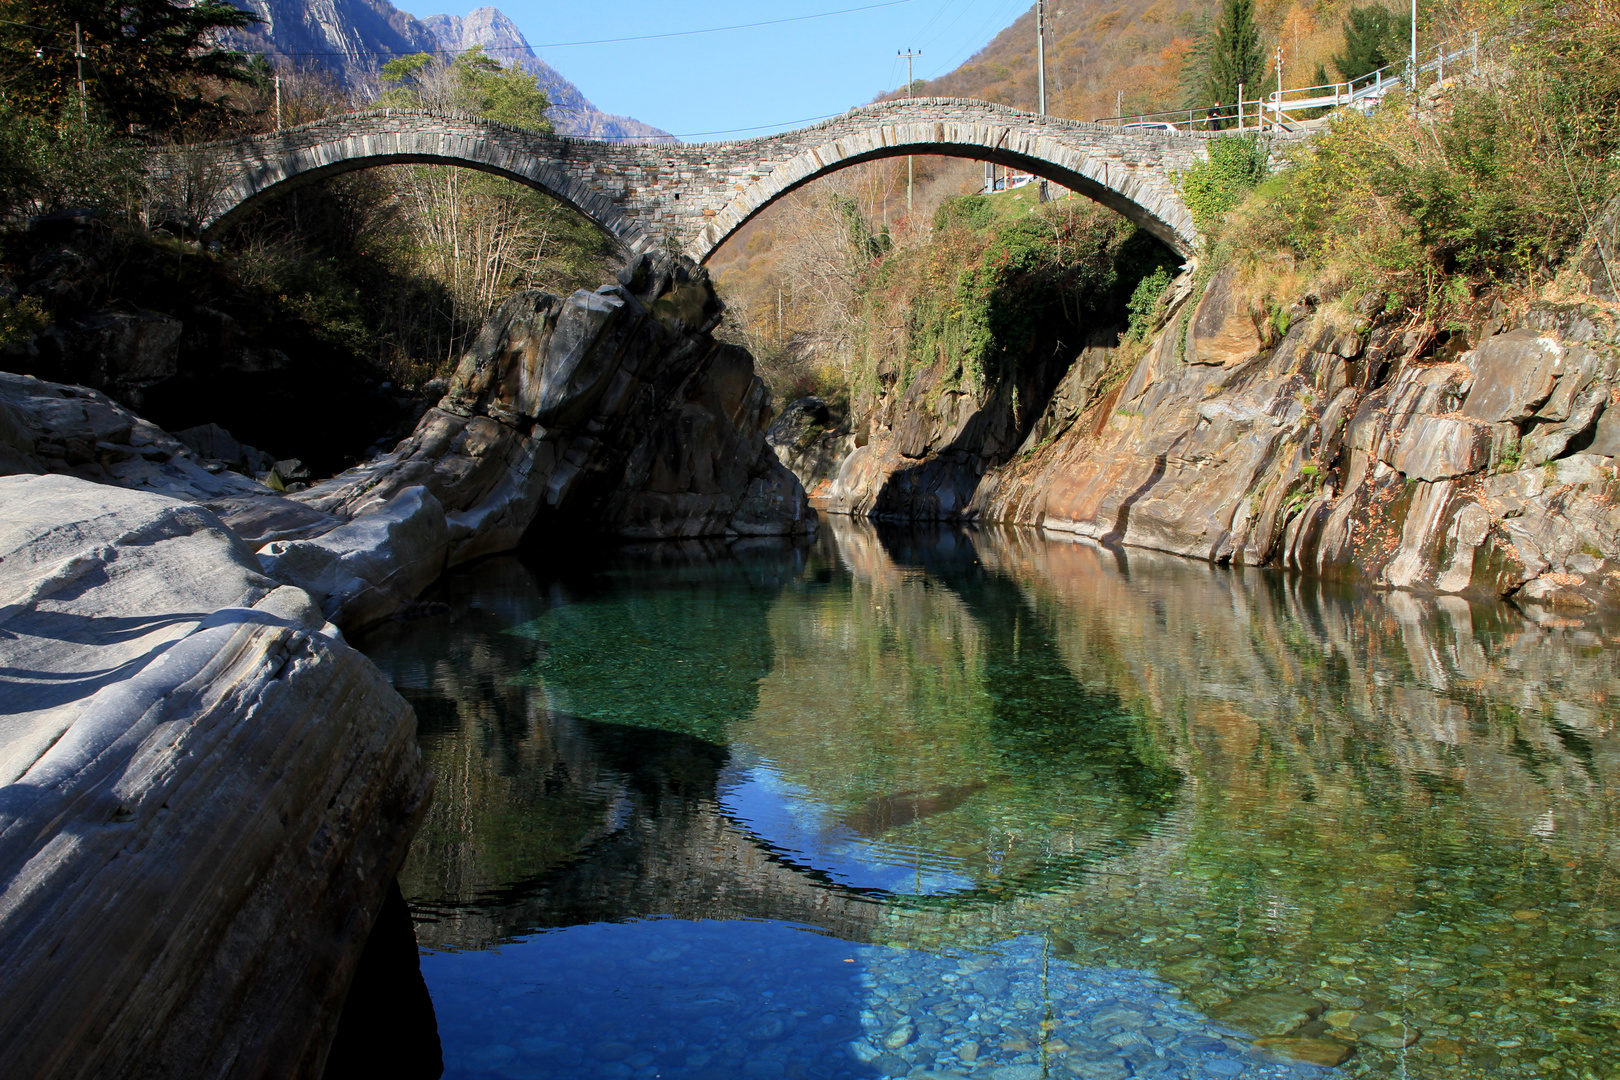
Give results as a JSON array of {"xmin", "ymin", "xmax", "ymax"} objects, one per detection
[
  {"xmin": 0, "ymin": 474, "xmax": 276, "ymax": 782},
  {"xmin": 0, "ymin": 473, "xmax": 427, "ymax": 1080},
  {"xmin": 259, "ymin": 484, "xmax": 450, "ymax": 629}
]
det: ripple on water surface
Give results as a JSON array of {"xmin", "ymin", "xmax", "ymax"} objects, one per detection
[{"xmin": 358, "ymin": 517, "xmax": 1620, "ymax": 1080}]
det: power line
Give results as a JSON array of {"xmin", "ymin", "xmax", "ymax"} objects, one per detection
[
  {"xmin": 929, "ymin": 0, "xmax": 1029, "ymax": 79},
  {"xmin": 254, "ymin": 0, "xmax": 918, "ymax": 59}
]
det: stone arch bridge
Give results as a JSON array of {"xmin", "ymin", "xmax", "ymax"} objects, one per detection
[{"xmin": 151, "ymin": 98, "xmax": 1239, "ymax": 262}]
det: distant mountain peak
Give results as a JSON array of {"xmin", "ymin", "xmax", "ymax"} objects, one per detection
[
  {"xmin": 226, "ymin": 0, "xmax": 672, "ymax": 141},
  {"xmin": 420, "ymin": 6, "xmax": 673, "ymax": 142}
]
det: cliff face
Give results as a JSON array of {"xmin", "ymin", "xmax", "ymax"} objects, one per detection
[
  {"xmin": 804, "ymin": 260, "xmax": 1620, "ymax": 611},
  {"xmin": 972, "ymin": 269, "xmax": 1620, "ymax": 610}
]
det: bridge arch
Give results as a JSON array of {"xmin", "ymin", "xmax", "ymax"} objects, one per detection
[
  {"xmin": 156, "ymin": 100, "xmax": 1222, "ymax": 265},
  {"xmin": 692, "ymin": 110, "xmax": 1202, "ymax": 261},
  {"xmin": 170, "ymin": 111, "xmax": 655, "ymax": 250}
]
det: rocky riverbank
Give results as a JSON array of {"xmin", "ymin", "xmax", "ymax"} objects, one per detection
[
  {"xmin": 0, "ymin": 251, "xmax": 810, "ymax": 1078},
  {"xmin": 784, "ymin": 211, "xmax": 1620, "ymax": 611},
  {"xmin": 0, "ymin": 474, "xmax": 429, "ymax": 1080},
  {"xmin": 2, "ymin": 251, "xmax": 813, "ymax": 631}
]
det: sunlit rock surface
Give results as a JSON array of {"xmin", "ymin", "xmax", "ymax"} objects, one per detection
[
  {"xmin": 804, "ymin": 261, "xmax": 1620, "ymax": 609},
  {"xmin": 0, "ymin": 474, "xmax": 428, "ymax": 1080},
  {"xmin": 295, "ymin": 253, "xmax": 813, "ymax": 566},
  {"xmin": 972, "ymin": 295, "xmax": 1620, "ymax": 610}
]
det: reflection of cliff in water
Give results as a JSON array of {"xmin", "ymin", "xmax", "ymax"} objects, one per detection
[{"xmin": 365, "ymin": 545, "xmax": 886, "ymax": 951}]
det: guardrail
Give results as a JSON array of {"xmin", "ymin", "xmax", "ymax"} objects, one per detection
[{"xmin": 1095, "ymin": 28, "xmax": 1489, "ymax": 133}]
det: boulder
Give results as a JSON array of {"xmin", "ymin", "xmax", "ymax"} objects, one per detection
[
  {"xmin": 1461, "ymin": 329, "xmax": 1564, "ymax": 422},
  {"xmin": 258, "ymin": 485, "xmax": 450, "ymax": 630},
  {"xmin": 0, "ymin": 473, "xmax": 428, "ymax": 1080},
  {"xmin": 1214, "ymin": 992, "xmax": 1324, "ymax": 1037},
  {"xmin": 1187, "ymin": 263, "xmax": 1262, "ymax": 366}
]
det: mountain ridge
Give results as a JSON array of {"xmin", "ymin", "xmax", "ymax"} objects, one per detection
[{"xmin": 224, "ymin": 0, "xmax": 672, "ymax": 141}]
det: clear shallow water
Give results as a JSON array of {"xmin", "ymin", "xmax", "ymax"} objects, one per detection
[{"xmin": 360, "ymin": 515, "xmax": 1620, "ymax": 1080}]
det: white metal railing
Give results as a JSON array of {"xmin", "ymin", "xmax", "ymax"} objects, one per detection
[{"xmin": 1095, "ymin": 28, "xmax": 1489, "ymax": 133}]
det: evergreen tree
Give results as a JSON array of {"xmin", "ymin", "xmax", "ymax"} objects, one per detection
[
  {"xmin": 0, "ymin": 0, "xmax": 259, "ymax": 133},
  {"xmin": 1333, "ymin": 7, "xmax": 1413, "ymax": 82},
  {"xmin": 1197, "ymin": 0, "xmax": 1266, "ymax": 115}
]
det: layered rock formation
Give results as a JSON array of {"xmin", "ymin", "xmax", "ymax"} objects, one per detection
[
  {"xmin": 0, "ymin": 250, "xmax": 807, "ymax": 1077},
  {"xmin": 973, "ymin": 273, "xmax": 1620, "ymax": 609},
  {"xmin": 4, "ymin": 253, "xmax": 812, "ymax": 630},
  {"xmin": 798, "ymin": 262, "xmax": 1620, "ymax": 610},
  {"xmin": 0, "ymin": 474, "xmax": 429, "ymax": 1080},
  {"xmin": 294, "ymin": 255, "xmax": 810, "ymax": 557}
]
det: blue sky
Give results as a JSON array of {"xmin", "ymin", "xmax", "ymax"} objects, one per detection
[{"xmin": 394, "ymin": 0, "xmax": 1034, "ymax": 138}]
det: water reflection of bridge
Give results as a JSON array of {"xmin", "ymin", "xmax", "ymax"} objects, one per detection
[{"xmin": 410, "ymin": 715, "xmax": 886, "ymax": 950}]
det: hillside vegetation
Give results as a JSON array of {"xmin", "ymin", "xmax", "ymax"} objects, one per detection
[
  {"xmin": 710, "ymin": 0, "xmax": 1500, "ymax": 390},
  {"xmin": 714, "ymin": 0, "xmax": 1606, "ymax": 416},
  {"xmin": 1205, "ymin": 0, "xmax": 1619, "ymax": 338}
]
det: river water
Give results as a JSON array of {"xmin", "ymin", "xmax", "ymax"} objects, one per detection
[{"xmin": 358, "ymin": 515, "xmax": 1620, "ymax": 1080}]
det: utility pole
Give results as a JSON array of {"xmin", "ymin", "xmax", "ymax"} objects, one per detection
[
  {"xmin": 1410, "ymin": 0, "xmax": 1418, "ymax": 101},
  {"xmin": 1036, "ymin": 0, "xmax": 1047, "ymax": 115},
  {"xmin": 73, "ymin": 21, "xmax": 87, "ymax": 124},
  {"xmin": 1035, "ymin": 0, "xmax": 1049, "ymax": 201},
  {"xmin": 1275, "ymin": 44, "xmax": 1284, "ymax": 129},
  {"xmin": 899, "ymin": 49, "xmax": 920, "ymax": 216}
]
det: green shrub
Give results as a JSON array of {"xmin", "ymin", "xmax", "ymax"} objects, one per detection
[
  {"xmin": 1125, "ymin": 265, "xmax": 1174, "ymax": 341},
  {"xmin": 933, "ymin": 194, "xmax": 997, "ymax": 232},
  {"xmin": 1179, "ymin": 135, "xmax": 1270, "ymax": 235},
  {"xmin": 867, "ymin": 202, "xmax": 1178, "ymax": 393},
  {"xmin": 0, "ymin": 293, "xmax": 48, "ymax": 346},
  {"xmin": 1217, "ymin": 0, "xmax": 1619, "ymax": 316},
  {"xmin": 0, "ymin": 105, "xmax": 144, "ymax": 221}
]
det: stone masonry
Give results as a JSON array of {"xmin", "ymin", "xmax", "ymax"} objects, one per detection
[{"xmin": 148, "ymin": 98, "xmax": 1255, "ymax": 260}]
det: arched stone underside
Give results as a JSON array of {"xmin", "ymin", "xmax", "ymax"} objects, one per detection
[
  {"xmin": 152, "ymin": 99, "xmax": 1239, "ymax": 262},
  {"xmin": 697, "ymin": 133, "xmax": 1194, "ymax": 261}
]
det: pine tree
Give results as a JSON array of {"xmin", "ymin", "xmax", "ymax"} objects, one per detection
[
  {"xmin": 1333, "ymin": 7, "xmax": 1413, "ymax": 82},
  {"xmin": 0, "ymin": 0, "xmax": 259, "ymax": 133},
  {"xmin": 1203, "ymin": 0, "xmax": 1266, "ymax": 113}
]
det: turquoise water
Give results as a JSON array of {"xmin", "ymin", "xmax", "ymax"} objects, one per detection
[{"xmin": 360, "ymin": 516, "xmax": 1620, "ymax": 1080}]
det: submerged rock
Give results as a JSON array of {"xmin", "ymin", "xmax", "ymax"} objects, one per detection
[{"xmin": 0, "ymin": 474, "xmax": 430, "ymax": 1079}]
